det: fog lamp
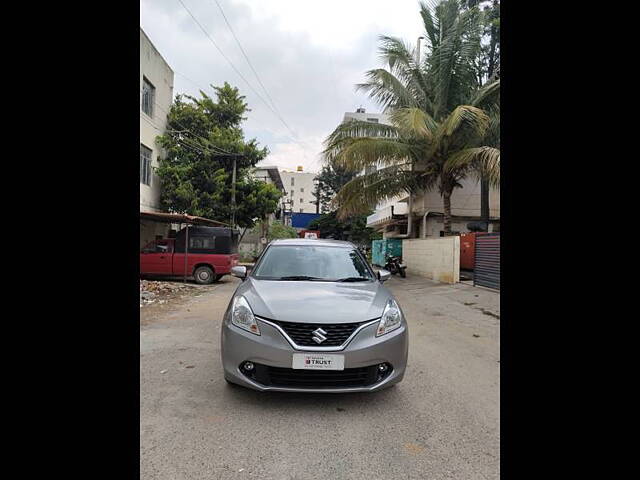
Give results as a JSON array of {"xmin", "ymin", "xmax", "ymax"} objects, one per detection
[{"xmin": 243, "ymin": 361, "xmax": 254, "ymax": 371}]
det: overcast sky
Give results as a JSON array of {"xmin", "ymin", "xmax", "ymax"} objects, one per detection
[{"xmin": 141, "ymin": 0, "xmax": 425, "ymax": 173}]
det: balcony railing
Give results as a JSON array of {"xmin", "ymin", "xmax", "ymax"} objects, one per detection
[{"xmin": 366, "ymin": 202, "xmax": 408, "ymax": 226}]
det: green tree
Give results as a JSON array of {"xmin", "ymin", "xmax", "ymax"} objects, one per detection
[
  {"xmin": 309, "ymin": 156, "xmax": 380, "ymax": 245},
  {"xmin": 313, "ymin": 163, "xmax": 357, "ymax": 213},
  {"xmin": 156, "ymin": 83, "xmax": 280, "ymax": 229},
  {"xmin": 266, "ymin": 223, "xmax": 298, "ymax": 241},
  {"xmin": 323, "ymin": 0, "xmax": 500, "ymax": 235},
  {"xmin": 308, "ymin": 211, "xmax": 380, "ymax": 246}
]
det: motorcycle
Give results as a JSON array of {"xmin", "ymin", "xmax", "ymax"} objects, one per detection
[{"xmin": 384, "ymin": 255, "xmax": 407, "ymax": 278}]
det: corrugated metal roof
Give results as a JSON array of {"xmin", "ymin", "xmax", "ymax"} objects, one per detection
[{"xmin": 139, "ymin": 211, "xmax": 229, "ymax": 227}]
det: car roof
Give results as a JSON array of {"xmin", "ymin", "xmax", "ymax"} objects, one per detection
[{"xmin": 269, "ymin": 238, "xmax": 356, "ymax": 248}]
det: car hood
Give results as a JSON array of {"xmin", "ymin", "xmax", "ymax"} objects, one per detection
[{"xmin": 238, "ymin": 278, "xmax": 391, "ymax": 324}]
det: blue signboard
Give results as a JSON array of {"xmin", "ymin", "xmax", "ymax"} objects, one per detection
[{"xmin": 291, "ymin": 212, "xmax": 320, "ymax": 228}]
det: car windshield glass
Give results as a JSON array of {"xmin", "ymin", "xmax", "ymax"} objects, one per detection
[{"xmin": 252, "ymin": 245, "xmax": 374, "ymax": 281}]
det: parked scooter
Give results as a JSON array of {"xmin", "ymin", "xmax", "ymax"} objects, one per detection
[{"xmin": 384, "ymin": 255, "xmax": 407, "ymax": 278}]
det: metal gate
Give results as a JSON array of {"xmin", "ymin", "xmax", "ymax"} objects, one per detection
[{"xmin": 474, "ymin": 232, "xmax": 500, "ymax": 290}]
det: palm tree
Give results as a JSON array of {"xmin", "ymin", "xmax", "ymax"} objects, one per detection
[{"xmin": 323, "ymin": 0, "xmax": 500, "ymax": 235}]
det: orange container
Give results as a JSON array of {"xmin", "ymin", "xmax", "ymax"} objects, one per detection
[{"xmin": 460, "ymin": 232, "xmax": 477, "ymax": 270}]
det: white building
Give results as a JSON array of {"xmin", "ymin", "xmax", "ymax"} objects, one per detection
[
  {"xmin": 236, "ymin": 165, "xmax": 286, "ymax": 258},
  {"xmin": 280, "ymin": 166, "xmax": 319, "ymax": 214},
  {"xmin": 251, "ymin": 165, "xmax": 286, "ymax": 224},
  {"xmin": 341, "ymin": 108, "xmax": 500, "ymax": 238},
  {"xmin": 343, "ymin": 107, "xmax": 390, "ymax": 125},
  {"xmin": 140, "ymin": 27, "xmax": 174, "ymax": 246}
]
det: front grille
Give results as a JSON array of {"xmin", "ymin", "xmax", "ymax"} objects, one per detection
[
  {"xmin": 269, "ymin": 319, "xmax": 367, "ymax": 347},
  {"xmin": 246, "ymin": 363, "xmax": 390, "ymax": 389}
]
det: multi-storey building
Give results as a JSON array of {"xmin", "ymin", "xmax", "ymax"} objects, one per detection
[
  {"xmin": 279, "ymin": 166, "xmax": 319, "ymax": 214},
  {"xmin": 140, "ymin": 27, "xmax": 174, "ymax": 246}
]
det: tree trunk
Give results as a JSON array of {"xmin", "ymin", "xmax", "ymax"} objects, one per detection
[
  {"xmin": 260, "ymin": 218, "xmax": 267, "ymax": 252},
  {"xmin": 443, "ymin": 190, "xmax": 452, "ymax": 236},
  {"xmin": 487, "ymin": 0, "xmax": 499, "ymax": 81},
  {"xmin": 238, "ymin": 227, "xmax": 248, "ymax": 243},
  {"xmin": 481, "ymin": 177, "xmax": 489, "ymax": 226}
]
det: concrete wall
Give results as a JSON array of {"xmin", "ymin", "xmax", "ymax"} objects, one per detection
[
  {"xmin": 418, "ymin": 216, "xmax": 498, "ymax": 238},
  {"xmin": 140, "ymin": 221, "xmax": 172, "ymax": 249},
  {"xmin": 140, "ymin": 28, "xmax": 174, "ymax": 213},
  {"xmin": 402, "ymin": 237, "xmax": 460, "ymax": 284},
  {"xmin": 412, "ymin": 178, "xmax": 500, "ymax": 219}
]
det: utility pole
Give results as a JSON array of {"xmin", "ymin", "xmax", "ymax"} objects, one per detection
[
  {"xmin": 313, "ymin": 179, "xmax": 320, "ymax": 214},
  {"xmin": 231, "ymin": 157, "xmax": 237, "ymax": 227}
]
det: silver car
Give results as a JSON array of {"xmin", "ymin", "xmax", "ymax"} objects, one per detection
[{"xmin": 221, "ymin": 238, "xmax": 408, "ymax": 392}]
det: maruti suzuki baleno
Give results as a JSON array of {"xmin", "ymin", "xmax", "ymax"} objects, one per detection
[{"xmin": 220, "ymin": 238, "xmax": 408, "ymax": 392}]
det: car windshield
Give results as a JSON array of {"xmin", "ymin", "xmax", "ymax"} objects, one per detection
[{"xmin": 252, "ymin": 245, "xmax": 374, "ymax": 281}]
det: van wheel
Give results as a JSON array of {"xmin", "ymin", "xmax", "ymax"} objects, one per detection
[{"xmin": 194, "ymin": 266, "xmax": 214, "ymax": 285}]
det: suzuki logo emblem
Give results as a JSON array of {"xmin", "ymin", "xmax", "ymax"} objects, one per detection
[{"xmin": 312, "ymin": 327, "xmax": 328, "ymax": 344}]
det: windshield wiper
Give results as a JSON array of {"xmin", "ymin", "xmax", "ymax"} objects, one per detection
[
  {"xmin": 278, "ymin": 275, "xmax": 324, "ymax": 281},
  {"xmin": 336, "ymin": 277, "xmax": 371, "ymax": 282}
]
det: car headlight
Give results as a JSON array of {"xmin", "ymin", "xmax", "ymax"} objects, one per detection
[
  {"xmin": 231, "ymin": 295, "xmax": 260, "ymax": 335},
  {"xmin": 376, "ymin": 299, "xmax": 403, "ymax": 337}
]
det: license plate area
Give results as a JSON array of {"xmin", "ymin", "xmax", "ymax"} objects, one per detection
[{"xmin": 292, "ymin": 353, "xmax": 345, "ymax": 370}]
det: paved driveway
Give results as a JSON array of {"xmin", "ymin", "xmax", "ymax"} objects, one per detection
[{"xmin": 140, "ymin": 274, "xmax": 500, "ymax": 480}]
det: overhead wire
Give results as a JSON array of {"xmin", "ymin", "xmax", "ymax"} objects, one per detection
[{"xmin": 176, "ymin": 0, "xmax": 317, "ymax": 164}]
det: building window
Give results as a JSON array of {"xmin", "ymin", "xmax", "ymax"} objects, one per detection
[
  {"xmin": 140, "ymin": 144, "xmax": 152, "ymax": 186},
  {"xmin": 367, "ymin": 118, "xmax": 379, "ymax": 123},
  {"xmin": 290, "ymin": 190, "xmax": 294, "ymax": 197},
  {"xmin": 291, "ymin": 177, "xmax": 295, "ymax": 186},
  {"xmin": 299, "ymin": 208, "xmax": 303, "ymax": 213},
  {"xmin": 300, "ymin": 198, "xmax": 304, "ymax": 204},
  {"xmin": 300, "ymin": 188, "xmax": 304, "ymax": 193},
  {"xmin": 141, "ymin": 77, "xmax": 155, "ymax": 117}
]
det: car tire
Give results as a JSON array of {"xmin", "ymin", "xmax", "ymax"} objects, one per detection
[
  {"xmin": 194, "ymin": 266, "xmax": 215, "ymax": 285},
  {"xmin": 399, "ymin": 268, "xmax": 406, "ymax": 278},
  {"xmin": 215, "ymin": 274, "xmax": 224, "ymax": 282}
]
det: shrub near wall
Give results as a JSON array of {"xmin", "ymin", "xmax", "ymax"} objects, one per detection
[{"xmin": 402, "ymin": 237, "xmax": 460, "ymax": 284}]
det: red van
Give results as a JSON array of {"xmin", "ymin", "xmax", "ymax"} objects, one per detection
[{"xmin": 140, "ymin": 226, "xmax": 239, "ymax": 284}]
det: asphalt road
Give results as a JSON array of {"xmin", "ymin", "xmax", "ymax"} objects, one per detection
[{"xmin": 140, "ymin": 274, "xmax": 500, "ymax": 480}]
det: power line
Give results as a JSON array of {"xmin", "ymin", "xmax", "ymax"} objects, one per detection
[
  {"xmin": 174, "ymin": 70, "xmax": 211, "ymax": 94},
  {"xmin": 210, "ymin": 0, "xmax": 319, "ymax": 166},
  {"xmin": 145, "ymin": 92, "xmax": 243, "ymax": 156},
  {"xmin": 176, "ymin": 0, "xmax": 316, "ymax": 159},
  {"xmin": 212, "ymin": 0, "xmax": 282, "ymax": 119},
  {"xmin": 176, "ymin": 0, "xmax": 289, "ymax": 135}
]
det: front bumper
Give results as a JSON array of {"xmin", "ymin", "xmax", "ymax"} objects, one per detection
[{"xmin": 221, "ymin": 315, "xmax": 408, "ymax": 393}]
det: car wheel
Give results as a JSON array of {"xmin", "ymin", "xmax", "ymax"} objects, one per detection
[
  {"xmin": 194, "ymin": 266, "xmax": 215, "ymax": 285},
  {"xmin": 215, "ymin": 274, "xmax": 224, "ymax": 282},
  {"xmin": 399, "ymin": 268, "xmax": 406, "ymax": 278}
]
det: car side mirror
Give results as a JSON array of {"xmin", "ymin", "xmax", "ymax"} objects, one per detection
[
  {"xmin": 377, "ymin": 269, "xmax": 391, "ymax": 283},
  {"xmin": 231, "ymin": 266, "xmax": 247, "ymax": 280}
]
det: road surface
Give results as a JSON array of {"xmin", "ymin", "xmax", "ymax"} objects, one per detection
[{"xmin": 140, "ymin": 274, "xmax": 500, "ymax": 479}]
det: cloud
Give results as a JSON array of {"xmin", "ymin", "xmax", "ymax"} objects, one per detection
[{"xmin": 141, "ymin": 0, "xmax": 425, "ymax": 173}]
